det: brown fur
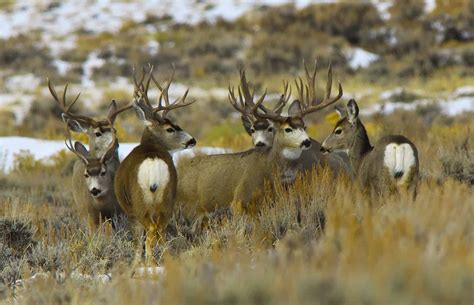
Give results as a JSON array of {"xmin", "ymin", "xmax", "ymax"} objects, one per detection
[
  {"xmin": 321, "ymin": 100, "xmax": 419, "ymax": 198},
  {"xmin": 176, "ymin": 118, "xmax": 311, "ymax": 219}
]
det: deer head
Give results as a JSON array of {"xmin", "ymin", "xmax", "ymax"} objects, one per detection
[
  {"xmin": 229, "ymin": 69, "xmax": 290, "ymax": 147},
  {"xmin": 48, "ymin": 79, "xmax": 131, "ymax": 156},
  {"xmin": 321, "ymin": 99, "xmax": 361, "ymax": 153},
  {"xmin": 65, "ymin": 126, "xmax": 118, "ymax": 198},
  {"xmin": 133, "ymin": 65, "xmax": 196, "ymax": 151}
]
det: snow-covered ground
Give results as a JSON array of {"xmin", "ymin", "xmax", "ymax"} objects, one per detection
[
  {"xmin": 0, "ymin": 137, "xmax": 230, "ymax": 174},
  {"xmin": 360, "ymin": 86, "xmax": 474, "ymax": 117}
]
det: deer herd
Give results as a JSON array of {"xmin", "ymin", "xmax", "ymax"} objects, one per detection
[{"xmin": 47, "ymin": 60, "xmax": 419, "ymax": 263}]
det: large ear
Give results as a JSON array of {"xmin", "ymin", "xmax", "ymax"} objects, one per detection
[
  {"xmin": 288, "ymin": 100, "xmax": 303, "ymax": 117},
  {"xmin": 62, "ymin": 114, "xmax": 89, "ymax": 133},
  {"xmin": 107, "ymin": 100, "xmax": 118, "ymax": 123},
  {"xmin": 334, "ymin": 104, "xmax": 346, "ymax": 118},
  {"xmin": 241, "ymin": 115, "xmax": 253, "ymax": 135},
  {"xmin": 346, "ymin": 99, "xmax": 359, "ymax": 125},
  {"xmin": 133, "ymin": 99, "xmax": 153, "ymax": 126},
  {"xmin": 74, "ymin": 141, "xmax": 90, "ymax": 161}
]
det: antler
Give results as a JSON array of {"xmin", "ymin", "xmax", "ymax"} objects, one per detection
[
  {"xmin": 136, "ymin": 64, "xmax": 196, "ymax": 118},
  {"xmin": 64, "ymin": 123, "xmax": 117, "ymax": 164},
  {"xmin": 64, "ymin": 124, "xmax": 88, "ymax": 164},
  {"xmin": 106, "ymin": 99, "xmax": 133, "ymax": 123},
  {"xmin": 228, "ymin": 69, "xmax": 290, "ymax": 121},
  {"xmin": 294, "ymin": 60, "xmax": 343, "ymax": 117},
  {"xmin": 47, "ymin": 79, "xmax": 96, "ymax": 124}
]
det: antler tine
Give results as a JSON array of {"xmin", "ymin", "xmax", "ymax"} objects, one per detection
[
  {"xmin": 273, "ymin": 80, "xmax": 291, "ymax": 114},
  {"xmin": 64, "ymin": 124, "xmax": 88, "ymax": 164},
  {"xmin": 300, "ymin": 64, "xmax": 343, "ymax": 116},
  {"xmin": 47, "ymin": 78, "xmax": 94, "ymax": 124},
  {"xmin": 107, "ymin": 99, "xmax": 133, "ymax": 123}
]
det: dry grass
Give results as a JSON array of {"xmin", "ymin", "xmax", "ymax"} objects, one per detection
[{"xmin": 0, "ymin": 111, "xmax": 473, "ymax": 305}]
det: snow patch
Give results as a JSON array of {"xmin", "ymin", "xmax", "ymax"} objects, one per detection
[
  {"xmin": 346, "ymin": 48, "xmax": 379, "ymax": 69},
  {"xmin": 0, "ymin": 137, "xmax": 230, "ymax": 174}
]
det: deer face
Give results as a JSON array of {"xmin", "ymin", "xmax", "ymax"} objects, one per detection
[
  {"xmin": 84, "ymin": 160, "xmax": 114, "ymax": 198},
  {"xmin": 72, "ymin": 142, "xmax": 116, "ymax": 198},
  {"xmin": 242, "ymin": 116, "xmax": 275, "ymax": 147},
  {"xmin": 62, "ymin": 100, "xmax": 122, "ymax": 156},
  {"xmin": 321, "ymin": 99, "xmax": 359, "ymax": 153},
  {"xmin": 133, "ymin": 99, "xmax": 196, "ymax": 151},
  {"xmin": 272, "ymin": 117, "xmax": 311, "ymax": 160}
]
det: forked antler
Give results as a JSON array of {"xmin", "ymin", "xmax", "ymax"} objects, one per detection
[
  {"xmin": 48, "ymin": 79, "xmax": 131, "ymax": 126},
  {"xmin": 135, "ymin": 64, "xmax": 196, "ymax": 119},
  {"xmin": 228, "ymin": 69, "xmax": 290, "ymax": 121},
  {"xmin": 48, "ymin": 79, "xmax": 95, "ymax": 124},
  {"xmin": 294, "ymin": 60, "xmax": 343, "ymax": 117}
]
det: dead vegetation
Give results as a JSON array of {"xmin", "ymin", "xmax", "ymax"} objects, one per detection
[{"xmin": 0, "ymin": 109, "xmax": 472, "ymax": 304}]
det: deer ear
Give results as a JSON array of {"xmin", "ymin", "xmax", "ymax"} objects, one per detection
[
  {"xmin": 288, "ymin": 100, "xmax": 303, "ymax": 116},
  {"xmin": 347, "ymin": 99, "xmax": 359, "ymax": 125},
  {"xmin": 133, "ymin": 100, "xmax": 153, "ymax": 126},
  {"xmin": 107, "ymin": 100, "xmax": 118, "ymax": 123},
  {"xmin": 62, "ymin": 114, "xmax": 89, "ymax": 133},
  {"xmin": 74, "ymin": 142, "xmax": 90, "ymax": 159},
  {"xmin": 241, "ymin": 116, "xmax": 253, "ymax": 135},
  {"xmin": 334, "ymin": 104, "xmax": 346, "ymax": 118}
]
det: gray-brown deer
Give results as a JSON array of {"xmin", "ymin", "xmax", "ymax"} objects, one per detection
[
  {"xmin": 64, "ymin": 126, "xmax": 123, "ymax": 225},
  {"xmin": 230, "ymin": 63, "xmax": 350, "ymax": 178},
  {"xmin": 48, "ymin": 80, "xmax": 131, "ymax": 228},
  {"xmin": 320, "ymin": 99, "xmax": 419, "ymax": 198},
  {"xmin": 176, "ymin": 68, "xmax": 343, "ymax": 219},
  {"xmin": 114, "ymin": 66, "xmax": 196, "ymax": 262}
]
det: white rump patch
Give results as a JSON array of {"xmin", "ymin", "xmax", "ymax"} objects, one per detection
[
  {"xmin": 384, "ymin": 143, "xmax": 416, "ymax": 184},
  {"xmin": 137, "ymin": 158, "xmax": 170, "ymax": 204}
]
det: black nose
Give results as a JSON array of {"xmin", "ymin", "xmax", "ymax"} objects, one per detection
[
  {"xmin": 302, "ymin": 139, "xmax": 311, "ymax": 148},
  {"xmin": 186, "ymin": 138, "xmax": 196, "ymax": 148},
  {"xmin": 256, "ymin": 142, "xmax": 266, "ymax": 147},
  {"xmin": 90, "ymin": 188, "xmax": 102, "ymax": 196}
]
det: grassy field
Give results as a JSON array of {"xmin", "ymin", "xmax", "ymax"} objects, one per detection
[{"xmin": 0, "ymin": 107, "xmax": 472, "ymax": 305}]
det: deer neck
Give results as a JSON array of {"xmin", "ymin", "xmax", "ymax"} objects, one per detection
[
  {"xmin": 348, "ymin": 122, "xmax": 372, "ymax": 172},
  {"xmin": 141, "ymin": 127, "xmax": 169, "ymax": 150},
  {"xmin": 269, "ymin": 139, "xmax": 302, "ymax": 184}
]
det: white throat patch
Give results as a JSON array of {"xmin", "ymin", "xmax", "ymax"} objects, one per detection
[
  {"xmin": 282, "ymin": 148, "xmax": 302, "ymax": 160},
  {"xmin": 137, "ymin": 158, "xmax": 170, "ymax": 204}
]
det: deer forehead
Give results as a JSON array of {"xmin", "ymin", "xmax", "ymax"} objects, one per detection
[
  {"xmin": 85, "ymin": 160, "xmax": 104, "ymax": 175},
  {"xmin": 254, "ymin": 120, "xmax": 271, "ymax": 130}
]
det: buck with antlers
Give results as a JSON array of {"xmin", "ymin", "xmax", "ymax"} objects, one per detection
[
  {"xmin": 176, "ymin": 67, "xmax": 344, "ymax": 219},
  {"xmin": 321, "ymin": 99, "xmax": 419, "ymax": 198},
  {"xmin": 230, "ymin": 62, "xmax": 350, "ymax": 178},
  {"xmin": 114, "ymin": 66, "xmax": 196, "ymax": 262},
  {"xmin": 48, "ymin": 80, "xmax": 131, "ymax": 228}
]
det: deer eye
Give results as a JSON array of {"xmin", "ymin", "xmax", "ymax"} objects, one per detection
[
  {"xmin": 284, "ymin": 128, "xmax": 293, "ymax": 133},
  {"xmin": 166, "ymin": 128, "xmax": 175, "ymax": 133},
  {"xmin": 335, "ymin": 128, "xmax": 342, "ymax": 135},
  {"xmin": 100, "ymin": 171, "xmax": 106, "ymax": 176},
  {"xmin": 250, "ymin": 128, "xmax": 255, "ymax": 134},
  {"xmin": 84, "ymin": 173, "xmax": 90, "ymax": 178},
  {"xmin": 267, "ymin": 127, "xmax": 273, "ymax": 132},
  {"xmin": 95, "ymin": 132, "xmax": 102, "ymax": 137}
]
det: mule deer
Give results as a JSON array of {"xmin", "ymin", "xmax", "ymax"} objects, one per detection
[
  {"xmin": 321, "ymin": 99, "xmax": 419, "ymax": 197},
  {"xmin": 230, "ymin": 63, "xmax": 350, "ymax": 178},
  {"xmin": 64, "ymin": 127, "xmax": 123, "ymax": 225},
  {"xmin": 176, "ymin": 68, "xmax": 343, "ymax": 219},
  {"xmin": 114, "ymin": 66, "xmax": 196, "ymax": 262},
  {"xmin": 48, "ymin": 80, "xmax": 131, "ymax": 228}
]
